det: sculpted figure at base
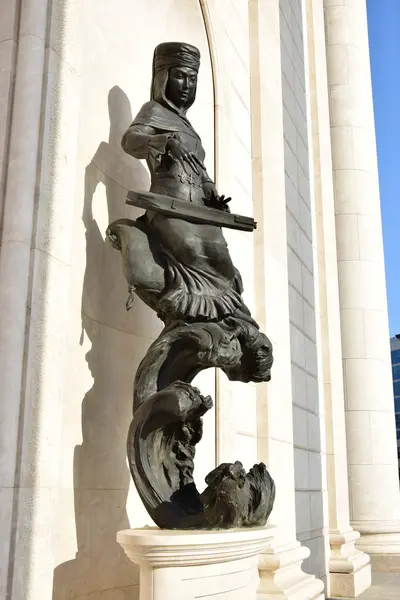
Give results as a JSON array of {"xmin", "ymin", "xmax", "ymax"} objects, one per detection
[{"xmin": 107, "ymin": 42, "xmax": 275, "ymax": 529}]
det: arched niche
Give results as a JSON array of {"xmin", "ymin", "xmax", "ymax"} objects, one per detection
[{"xmin": 53, "ymin": 2, "xmax": 215, "ymax": 599}]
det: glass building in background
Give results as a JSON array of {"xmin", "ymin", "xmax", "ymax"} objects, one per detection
[{"xmin": 391, "ymin": 334, "xmax": 400, "ymax": 469}]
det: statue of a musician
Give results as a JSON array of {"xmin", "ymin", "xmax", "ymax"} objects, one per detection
[{"xmin": 107, "ymin": 42, "xmax": 275, "ymax": 530}]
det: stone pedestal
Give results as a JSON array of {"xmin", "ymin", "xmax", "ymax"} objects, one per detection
[
  {"xmin": 258, "ymin": 543, "xmax": 325, "ymax": 600},
  {"xmin": 329, "ymin": 530, "xmax": 371, "ymax": 597},
  {"xmin": 117, "ymin": 526, "xmax": 275, "ymax": 600}
]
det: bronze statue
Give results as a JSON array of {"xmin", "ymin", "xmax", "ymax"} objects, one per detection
[{"xmin": 107, "ymin": 42, "xmax": 275, "ymax": 529}]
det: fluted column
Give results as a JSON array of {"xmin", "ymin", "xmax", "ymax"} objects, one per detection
[{"xmin": 324, "ymin": 0, "xmax": 400, "ymax": 571}]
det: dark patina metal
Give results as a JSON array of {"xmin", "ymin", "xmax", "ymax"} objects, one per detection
[{"xmin": 107, "ymin": 42, "xmax": 275, "ymax": 529}]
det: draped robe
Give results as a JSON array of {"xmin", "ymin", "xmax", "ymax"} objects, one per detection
[{"xmin": 122, "ymin": 100, "xmax": 247, "ymax": 322}]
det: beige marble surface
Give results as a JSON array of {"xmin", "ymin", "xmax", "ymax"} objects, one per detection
[
  {"xmin": 0, "ymin": 0, "xmax": 397, "ymax": 598},
  {"xmin": 324, "ymin": 0, "xmax": 400, "ymax": 572},
  {"xmin": 329, "ymin": 572, "xmax": 400, "ymax": 600},
  {"xmin": 118, "ymin": 526, "xmax": 276, "ymax": 600},
  {"xmin": 250, "ymin": 1, "xmax": 323, "ymax": 598}
]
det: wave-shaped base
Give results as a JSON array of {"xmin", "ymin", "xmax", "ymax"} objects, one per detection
[{"xmin": 127, "ymin": 318, "xmax": 276, "ymax": 529}]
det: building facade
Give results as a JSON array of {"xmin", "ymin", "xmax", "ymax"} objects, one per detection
[
  {"xmin": 390, "ymin": 334, "xmax": 400, "ymax": 469},
  {"xmin": 0, "ymin": 1, "xmax": 399, "ymax": 599}
]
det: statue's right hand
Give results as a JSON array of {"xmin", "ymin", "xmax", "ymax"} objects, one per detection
[{"xmin": 166, "ymin": 137, "xmax": 205, "ymax": 176}]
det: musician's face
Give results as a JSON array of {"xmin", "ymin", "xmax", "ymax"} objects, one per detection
[{"xmin": 166, "ymin": 67, "xmax": 197, "ymax": 109}]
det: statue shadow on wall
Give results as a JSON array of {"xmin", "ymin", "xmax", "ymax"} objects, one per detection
[{"xmin": 52, "ymin": 86, "xmax": 151, "ymax": 600}]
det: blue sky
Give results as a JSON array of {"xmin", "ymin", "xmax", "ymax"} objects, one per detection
[{"xmin": 367, "ymin": 1, "xmax": 400, "ymax": 336}]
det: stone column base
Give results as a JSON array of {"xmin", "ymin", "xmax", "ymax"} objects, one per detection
[
  {"xmin": 257, "ymin": 542, "xmax": 325, "ymax": 599},
  {"xmin": 329, "ymin": 530, "xmax": 371, "ymax": 597},
  {"xmin": 117, "ymin": 526, "xmax": 275, "ymax": 600},
  {"xmin": 352, "ymin": 521, "xmax": 400, "ymax": 572}
]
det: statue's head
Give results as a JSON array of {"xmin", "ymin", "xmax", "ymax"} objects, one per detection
[{"xmin": 151, "ymin": 42, "xmax": 200, "ymax": 114}]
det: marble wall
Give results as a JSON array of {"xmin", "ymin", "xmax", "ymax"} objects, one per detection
[
  {"xmin": 3, "ymin": 0, "xmax": 389, "ymax": 598},
  {"xmin": 0, "ymin": 2, "xmax": 19, "ymax": 596},
  {"xmin": 279, "ymin": 0, "xmax": 328, "ymax": 583},
  {"xmin": 0, "ymin": 0, "xmax": 19, "ymax": 228},
  {"xmin": 0, "ymin": 1, "xmax": 214, "ymax": 599},
  {"xmin": 205, "ymin": 0, "xmax": 259, "ymax": 473},
  {"xmin": 0, "ymin": 1, "xmax": 321, "ymax": 599},
  {"xmin": 0, "ymin": 0, "xmax": 273, "ymax": 598}
]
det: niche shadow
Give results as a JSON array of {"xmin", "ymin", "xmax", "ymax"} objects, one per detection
[{"xmin": 52, "ymin": 86, "xmax": 150, "ymax": 600}]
